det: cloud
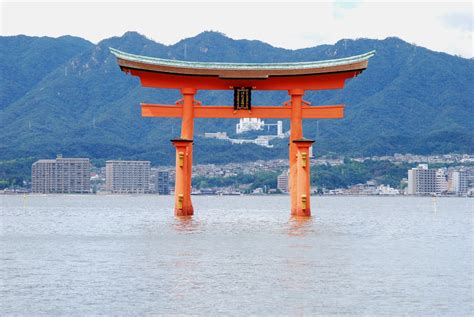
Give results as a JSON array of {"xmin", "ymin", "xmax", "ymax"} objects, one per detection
[
  {"xmin": 334, "ymin": 0, "xmax": 362, "ymax": 10},
  {"xmin": 441, "ymin": 12, "xmax": 473, "ymax": 32},
  {"xmin": 333, "ymin": 0, "xmax": 363, "ymax": 19},
  {"xmin": 1, "ymin": 1, "xmax": 472, "ymax": 58}
]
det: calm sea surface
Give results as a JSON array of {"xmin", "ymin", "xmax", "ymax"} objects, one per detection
[{"xmin": 1, "ymin": 195, "xmax": 473, "ymax": 315}]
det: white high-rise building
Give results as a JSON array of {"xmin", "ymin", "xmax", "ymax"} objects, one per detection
[
  {"xmin": 407, "ymin": 164, "xmax": 436, "ymax": 195},
  {"xmin": 277, "ymin": 121, "xmax": 283, "ymax": 137},
  {"xmin": 106, "ymin": 160, "xmax": 150, "ymax": 194},
  {"xmin": 435, "ymin": 169, "xmax": 448, "ymax": 194},
  {"xmin": 32, "ymin": 157, "xmax": 90, "ymax": 194},
  {"xmin": 277, "ymin": 170, "xmax": 289, "ymax": 193},
  {"xmin": 236, "ymin": 118, "xmax": 265, "ymax": 134},
  {"xmin": 451, "ymin": 170, "xmax": 468, "ymax": 195}
]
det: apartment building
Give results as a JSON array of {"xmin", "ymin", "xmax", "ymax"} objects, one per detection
[
  {"xmin": 105, "ymin": 160, "xmax": 150, "ymax": 193},
  {"xmin": 32, "ymin": 157, "xmax": 90, "ymax": 193},
  {"xmin": 155, "ymin": 170, "xmax": 170, "ymax": 195},
  {"xmin": 407, "ymin": 164, "xmax": 436, "ymax": 195}
]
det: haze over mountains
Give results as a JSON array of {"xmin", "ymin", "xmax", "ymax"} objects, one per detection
[{"xmin": 1, "ymin": 31, "xmax": 472, "ymax": 165}]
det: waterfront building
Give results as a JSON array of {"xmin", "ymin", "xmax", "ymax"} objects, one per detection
[
  {"xmin": 451, "ymin": 170, "xmax": 468, "ymax": 195},
  {"xmin": 376, "ymin": 184, "xmax": 400, "ymax": 195},
  {"xmin": 277, "ymin": 170, "xmax": 289, "ymax": 193},
  {"xmin": 407, "ymin": 164, "xmax": 436, "ymax": 195},
  {"xmin": 155, "ymin": 170, "xmax": 170, "ymax": 195},
  {"xmin": 106, "ymin": 160, "xmax": 150, "ymax": 194},
  {"xmin": 32, "ymin": 157, "xmax": 90, "ymax": 194},
  {"xmin": 435, "ymin": 169, "xmax": 448, "ymax": 194}
]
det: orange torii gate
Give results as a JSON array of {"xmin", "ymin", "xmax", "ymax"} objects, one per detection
[{"xmin": 111, "ymin": 48, "xmax": 374, "ymax": 217}]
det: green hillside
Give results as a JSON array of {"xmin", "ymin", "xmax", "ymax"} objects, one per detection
[{"xmin": 1, "ymin": 31, "xmax": 472, "ymax": 166}]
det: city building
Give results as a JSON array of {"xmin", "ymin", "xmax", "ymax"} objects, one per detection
[
  {"xmin": 106, "ymin": 160, "xmax": 150, "ymax": 194},
  {"xmin": 32, "ymin": 156, "xmax": 90, "ymax": 193},
  {"xmin": 451, "ymin": 170, "xmax": 469, "ymax": 195},
  {"xmin": 407, "ymin": 164, "xmax": 436, "ymax": 195},
  {"xmin": 204, "ymin": 132, "xmax": 228, "ymax": 139},
  {"xmin": 254, "ymin": 136, "xmax": 272, "ymax": 148},
  {"xmin": 277, "ymin": 170, "xmax": 289, "ymax": 193},
  {"xmin": 235, "ymin": 118, "xmax": 285, "ymax": 137},
  {"xmin": 435, "ymin": 169, "xmax": 448, "ymax": 194},
  {"xmin": 236, "ymin": 118, "xmax": 265, "ymax": 134},
  {"xmin": 376, "ymin": 184, "xmax": 400, "ymax": 195},
  {"xmin": 204, "ymin": 120, "xmax": 286, "ymax": 149},
  {"xmin": 155, "ymin": 170, "xmax": 170, "ymax": 195}
]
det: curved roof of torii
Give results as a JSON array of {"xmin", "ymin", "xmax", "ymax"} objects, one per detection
[{"xmin": 110, "ymin": 47, "xmax": 375, "ymax": 79}]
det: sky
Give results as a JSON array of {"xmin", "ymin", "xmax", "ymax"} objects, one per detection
[{"xmin": 1, "ymin": 0, "xmax": 473, "ymax": 58}]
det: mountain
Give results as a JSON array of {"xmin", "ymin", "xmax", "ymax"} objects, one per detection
[
  {"xmin": 1, "ymin": 31, "xmax": 473, "ymax": 165},
  {"xmin": 0, "ymin": 35, "xmax": 93, "ymax": 109}
]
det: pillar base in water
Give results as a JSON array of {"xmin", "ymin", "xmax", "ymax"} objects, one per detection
[
  {"xmin": 171, "ymin": 138, "xmax": 194, "ymax": 217},
  {"xmin": 291, "ymin": 138, "xmax": 315, "ymax": 218},
  {"xmin": 291, "ymin": 208, "xmax": 311, "ymax": 218},
  {"xmin": 175, "ymin": 206, "xmax": 194, "ymax": 217}
]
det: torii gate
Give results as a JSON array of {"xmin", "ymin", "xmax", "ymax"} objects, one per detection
[{"xmin": 111, "ymin": 48, "xmax": 374, "ymax": 217}]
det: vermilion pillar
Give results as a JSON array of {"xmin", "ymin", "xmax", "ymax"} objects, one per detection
[
  {"xmin": 181, "ymin": 88, "xmax": 196, "ymax": 140},
  {"xmin": 288, "ymin": 89, "xmax": 304, "ymax": 216},
  {"xmin": 172, "ymin": 88, "xmax": 196, "ymax": 216},
  {"xmin": 171, "ymin": 139, "xmax": 193, "ymax": 216},
  {"xmin": 293, "ymin": 139, "xmax": 314, "ymax": 217}
]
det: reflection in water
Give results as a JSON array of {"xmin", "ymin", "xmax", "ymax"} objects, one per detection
[
  {"xmin": 286, "ymin": 216, "xmax": 314, "ymax": 237},
  {"xmin": 432, "ymin": 197, "xmax": 438, "ymax": 213},
  {"xmin": 283, "ymin": 217, "xmax": 314, "ymax": 296},
  {"xmin": 172, "ymin": 216, "xmax": 201, "ymax": 233},
  {"xmin": 169, "ymin": 217, "xmax": 202, "ymax": 305}
]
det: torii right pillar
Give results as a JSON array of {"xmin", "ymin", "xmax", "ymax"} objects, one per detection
[{"xmin": 288, "ymin": 89, "xmax": 314, "ymax": 217}]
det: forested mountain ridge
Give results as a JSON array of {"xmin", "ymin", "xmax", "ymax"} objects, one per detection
[{"xmin": 1, "ymin": 31, "xmax": 472, "ymax": 165}]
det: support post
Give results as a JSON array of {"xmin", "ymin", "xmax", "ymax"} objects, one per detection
[
  {"xmin": 288, "ymin": 89, "xmax": 304, "ymax": 216},
  {"xmin": 293, "ymin": 139, "xmax": 315, "ymax": 217},
  {"xmin": 172, "ymin": 87, "xmax": 196, "ymax": 217},
  {"xmin": 171, "ymin": 139, "xmax": 193, "ymax": 216}
]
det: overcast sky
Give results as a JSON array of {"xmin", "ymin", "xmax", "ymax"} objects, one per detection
[{"xmin": 1, "ymin": 0, "xmax": 472, "ymax": 58}]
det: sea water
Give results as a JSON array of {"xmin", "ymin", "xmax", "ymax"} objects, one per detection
[{"xmin": 1, "ymin": 195, "xmax": 472, "ymax": 315}]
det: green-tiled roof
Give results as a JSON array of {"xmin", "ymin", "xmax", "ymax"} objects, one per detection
[{"xmin": 110, "ymin": 47, "xmax": 375, "ymax": 70}]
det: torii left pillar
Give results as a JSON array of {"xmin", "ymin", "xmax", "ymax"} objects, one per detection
[
  {"xmin": 288, "ymin": 89, "xmax": 315, "ymax": 217},
  {"xmin": 171, "ymin": 88, "xmax": 196, "ymax": 216},
  {"xmin": 293, "ymin": 139, "xmax": 315, "ymax": 217}
]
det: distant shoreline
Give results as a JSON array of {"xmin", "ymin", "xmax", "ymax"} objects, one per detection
[{"xmin": 2, "ymin": 193, "xmax": 471, "ymax": 198}]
